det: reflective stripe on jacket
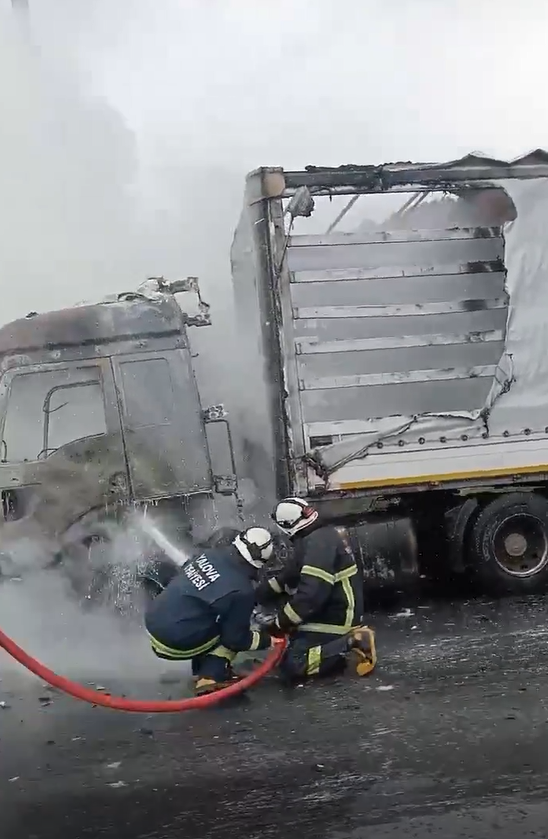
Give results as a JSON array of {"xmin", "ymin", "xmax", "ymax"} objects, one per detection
[
  {"xmin": 260, "ymin": 525, "xmax": 364, "ymax": 634},
  {"xmin": 145, "ymin": 545, "xmax": 270, "ymax": 653}
]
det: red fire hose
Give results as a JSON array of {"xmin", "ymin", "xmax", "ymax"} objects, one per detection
[{"xmin": 0, "ymin": 628, "xmax": 287, "ymax": 713}]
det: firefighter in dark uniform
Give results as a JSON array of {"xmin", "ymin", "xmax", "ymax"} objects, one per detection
[
  {"xmin": 257, "ymin": 497, "xmax": 377, "ymax": 680},
  {"xmin": 145, "ymin": 527, "xmax": 279, "ymax": 695}
]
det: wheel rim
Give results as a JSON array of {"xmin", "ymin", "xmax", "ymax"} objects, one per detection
[{"xmin": 492, "ymin": 514, "xmax": 548, "ymax": 578}]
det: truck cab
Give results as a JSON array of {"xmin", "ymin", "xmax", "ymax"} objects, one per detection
[{"xmin": 0, "ymin": 279, "xmax": 237, "ymax": 581}]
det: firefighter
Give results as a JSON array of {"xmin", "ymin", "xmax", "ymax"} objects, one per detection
[
  {"xmin": 145, "ymin": 527, "xmax": 278, "ymax": 695},
  {"xmin": 258, "ymin": 497, "xmax": 377, "ymax": 681}
]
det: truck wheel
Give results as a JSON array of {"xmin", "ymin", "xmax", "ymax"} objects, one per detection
[{"xmin": 470, "ymin": 492, "xmax": 548, "ymax": 595}]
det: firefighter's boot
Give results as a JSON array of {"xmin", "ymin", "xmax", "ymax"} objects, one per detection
[
  {"xmin": 347, "ymin": 626, "xmax": 377, "ymax": 676},
  {"xmin": 195, "ymin": 676, "xmax": 237, "ymax": 695},
  {"xmin": 192, "ymin": 664, "xmax": 240, "ymax": 684},
  {"xmin": 193, "ymin": 654, "xmax": 242, "ymax": 696}
]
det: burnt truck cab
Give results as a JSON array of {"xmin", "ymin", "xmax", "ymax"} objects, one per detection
[{"xmin": 0, "ymin": 278, "xmax": 237, "ymax": 577}]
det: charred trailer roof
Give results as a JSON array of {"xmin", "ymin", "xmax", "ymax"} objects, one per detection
[{"xmin": 250, "ymin": 149, "xmax": 548, "ymax": 198}]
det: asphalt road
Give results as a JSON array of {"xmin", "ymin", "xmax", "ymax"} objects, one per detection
[{"xmin": 2, "ymin": 594, "xmax": 548, "ymax": 838}]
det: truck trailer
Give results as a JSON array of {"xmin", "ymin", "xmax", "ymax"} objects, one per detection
[
  {"xmin": 232, "ymin": 150, "xmax": 548, "ymax": 596},
  {"xmin": 1, "ymin": 150, "xmax": 548, "ymax": 600}
]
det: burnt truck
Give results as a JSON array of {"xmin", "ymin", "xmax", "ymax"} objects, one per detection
[
  {"xmin": 3, "ymin": 150, "xmax": 548, "ymax": 600},
  {"xmin": 0, "ymin": 278, "xmax": 237, "ymax": 599}
]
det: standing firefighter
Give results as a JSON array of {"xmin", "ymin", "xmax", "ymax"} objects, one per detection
[
  {"xmin": 145, "ymin": 527, "xmax": 278, "ymax": 695},
  {"xmin": 258, "ymin": 498, "xmax": 377, "ymax": 681}
]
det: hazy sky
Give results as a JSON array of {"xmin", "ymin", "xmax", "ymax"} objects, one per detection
[
  {"xmin": 1, "ymin": 0, "xmax": 547, "ymax": 323},
  {"xmin": 41, "ymin": 0, "xmax": 548, "ymax": 165}
]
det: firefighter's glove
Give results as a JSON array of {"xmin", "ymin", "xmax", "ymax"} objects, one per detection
[{"xmin": 264, "ymin": 617, "xmax": 286, "ymax": 639}]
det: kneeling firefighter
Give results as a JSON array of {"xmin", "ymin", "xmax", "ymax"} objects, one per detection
[
  {"xmin": 145, "ymin": 527, "xmax": 280, "ymax": 695},
  {"xmin": 257, "ymin": 498, "xmax": 377, "ymax": 681}
]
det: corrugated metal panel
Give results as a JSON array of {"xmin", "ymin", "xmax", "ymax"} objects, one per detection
[
  {"xmin": 293, "ymin": 308, "xmax": 508, "ymax": 342},
  {"xmin": 283, "ymin": 225, "xmax": 508, "ymax": 440},
  {"xmin": 298, "ymin": 342, "xmax": 504, "ymax": 381},
  {"xmin": 289, "ymin": 227, "xmax": 502, "ymax": 247},
  {"xmin": 295, "ymin": 300, "xmax": 506, "ymax": 319},
  {"xmin": 297, "ymin": 330, "xmax": 504, "ymax": 354},
  {"xmin": 287, "ymin": 228, "xmax": 503, "ymax": 273},
  {"xmin": 291, "ymin": 274, "xmax": 506, "ymax": 308},
  {"xmin": 291, "ymin": 261, "xmax": 504, "ymax": 282},
  {"xmin": 300, "ymin": 377, "xmax": 492, "ymax": 422},
  {"xmin": 300, "ymin": 365, "xmax": 497, "ymax": 390}
]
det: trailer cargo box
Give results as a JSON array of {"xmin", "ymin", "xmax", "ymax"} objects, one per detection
[{"xmin": 232, "ymin": 151, "xmax": 548, "ymax": 595}]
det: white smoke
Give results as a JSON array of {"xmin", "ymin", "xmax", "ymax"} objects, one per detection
[
  {"xmin": 0, "ymin": 513, "xmax": 193, "ymax": 679},
  {"xmin": 0, "ymin": 7, "xmax": 147, "ymax": 323},
  {"xmin": 3, "ymin": 0, "xmax": 548, "ymax": 326}
]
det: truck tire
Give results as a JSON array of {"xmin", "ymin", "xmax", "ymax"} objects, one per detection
[{"xmin": 470, "ymin": 492, "xmax": 548, "ymax": 595}]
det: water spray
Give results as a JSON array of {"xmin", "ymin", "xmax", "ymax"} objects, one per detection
[{"xmin": 138, "ymin": 513, "xmax": 192, "ymax": 569}]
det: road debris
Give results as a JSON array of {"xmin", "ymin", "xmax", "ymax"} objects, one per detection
[{"xmin": 394, "ymin": 608, "xmax": 414, "ymax": 619}]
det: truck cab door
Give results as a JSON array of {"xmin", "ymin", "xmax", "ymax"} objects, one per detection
[
  {"xmin": 0, "ymin": 358, "xmax": 130, "ymax": 536},
  {"xmin": 110, "ymin": 349, "xmax": 214, "ymax": 500}
]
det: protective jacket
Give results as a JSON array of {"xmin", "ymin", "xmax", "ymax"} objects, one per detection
[
  {"xmin": 145, "ymin": 545, "xmax": 271, "ymax": 655},
  {"xmin": 256, "ymin": 524, "xmax": 364, "ymax": 635}
]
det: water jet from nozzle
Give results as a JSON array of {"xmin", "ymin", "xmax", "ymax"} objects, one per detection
[{"xmin": 138, "ymin": 516, "xmax": 191, "ymax": 569}]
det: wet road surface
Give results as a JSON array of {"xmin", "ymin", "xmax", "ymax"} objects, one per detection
[{"xmin": 2, "ymin": 595, "xmax": 548, "ymax": 838}]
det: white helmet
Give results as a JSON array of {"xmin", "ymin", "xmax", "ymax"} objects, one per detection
[
  {"xmin": 233, "ymin": 527, "xmax": 274, "ymax": 569},
  {"xmin": 271, "ymin": 497, "xmax": 318, "ymax": 538}
]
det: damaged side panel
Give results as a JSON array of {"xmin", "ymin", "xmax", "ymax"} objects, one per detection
[{"xmin": 263, "ymin": 172, "xmax": 548, "ymax": 493}]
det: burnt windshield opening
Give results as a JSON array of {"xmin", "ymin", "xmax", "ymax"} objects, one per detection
[
  {"xmin": 1, "ymin": 367, "xmax": 107, "ymax": 463},
  {"xmin": 40, "ymin": 379, "xmax": 101, "ymax": 460}
]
